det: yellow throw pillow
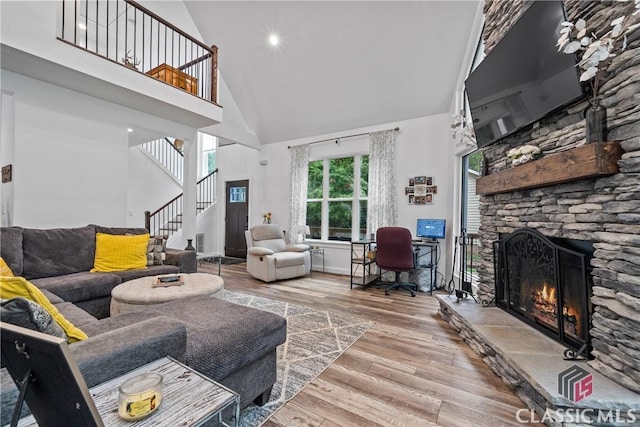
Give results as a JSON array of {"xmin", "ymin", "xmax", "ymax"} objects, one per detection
[
  {"xmin": 0, "ymin": 257, "xmax": 14, "ymax": 277},
  {"xmin": 0, "ymin": 276, "xmax": 88, "ymax": 342},
  {"xmin": 91, "ymin": 233, "xmax": 150, "ymax": 273}
]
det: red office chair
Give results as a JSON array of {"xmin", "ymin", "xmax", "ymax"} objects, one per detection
[{"xmin": 375, "ymin": 227, "xmax": 417, "ymax": 297}]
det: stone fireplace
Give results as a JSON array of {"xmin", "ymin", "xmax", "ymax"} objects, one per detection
[
  {"xmin": 439, "ymin": 0, "xmax": 640, "ymax": 419},
  {"xmin": 494, "ymin": 229, "xmax": 594, "ymax": 357}
]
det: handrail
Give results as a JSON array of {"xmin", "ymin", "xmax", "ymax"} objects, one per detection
[
  {"xmin": 58, "ymin": 0, "xmax": 218, "ymax": 104},
  {"xmin": 124, "ymin": 0, "xmax": 211, "ymax": 51},
  {"xmin": 145, "ymin": 169, "xmax": 218, "ymax": 236}
]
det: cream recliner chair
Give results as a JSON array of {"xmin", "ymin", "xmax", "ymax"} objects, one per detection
[{"xmin": 244, "ymin": 224, "xmax": 311, "ymax": 282}]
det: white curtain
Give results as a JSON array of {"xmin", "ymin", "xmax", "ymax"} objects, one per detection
[
  {"xmin": 288, "ymin": 144, "xmax": 310, "ymax": 244},
  {"xmin": 367, "ymin": 130, "xmax": 397, "ymax": 237}
]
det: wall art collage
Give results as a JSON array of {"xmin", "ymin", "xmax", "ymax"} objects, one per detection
[{"xmin": 405, "ymin": 176, "xmax": 437, "ymax": 205}]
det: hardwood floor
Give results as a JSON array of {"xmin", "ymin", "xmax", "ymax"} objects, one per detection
[{"xmin": 199, "ymin": 262, "xmax": 541, "ymax": 427}]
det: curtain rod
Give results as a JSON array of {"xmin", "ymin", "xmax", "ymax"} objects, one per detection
[{"xmin": 287, "ymin": 126, "xmax": 400, "ymax": 149}]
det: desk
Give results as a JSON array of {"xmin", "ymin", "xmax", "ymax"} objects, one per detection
[
  {"xmin": 411, "ymin": 241, "xmax": 438, "ymax": 295},
  {"xmin": 18, "ymin": 357, "xmax": 239, "ymax": 427}
]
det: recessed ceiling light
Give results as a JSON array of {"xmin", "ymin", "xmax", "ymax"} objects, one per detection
[
  {"xmin": 127, "ymin": 128, "xmax": 133, "ymax": 133},
  {"xmin": 268, "ymin": 34, "xmax": 279, "ymax": 47},
  {"xmin": 78, "ymin": 22, "xmax": 87, "ymax": 30}
]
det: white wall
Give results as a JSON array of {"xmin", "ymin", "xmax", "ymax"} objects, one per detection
[
  {"xmin": 1, "ymin": 70, "xmax": 128, "ymax": 227},
  {"xmin": 215, "ymin": 114, "xmax": 455, "ymax": 280},
  {"xmin": 0, "ymin": 70, "xmax": 193, "ymax": 230},
  {"xmin": 126, "ymin": 147, "xmax": 183, "ymax": 228}
]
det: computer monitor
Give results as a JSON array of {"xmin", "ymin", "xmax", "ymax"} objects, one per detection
[
  {"xmin": 416, "ymin": 219, "xmax": 446, "ymax": 240},
  {"xmin": 0, "ymin": 322, "xmax": 103, "ymax": 427}
]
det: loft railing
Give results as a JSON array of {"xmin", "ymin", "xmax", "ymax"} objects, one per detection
[
  {"xmin": 141, "ymin": 138, "xmax": 183, "ymax": 182},
  {"xmin": 58, "ymin": 0, "xmax": 218, "ymax": 104},
  {"xmin": 145, "ymin": 169, "xmax": 218, "ymax": 237}
]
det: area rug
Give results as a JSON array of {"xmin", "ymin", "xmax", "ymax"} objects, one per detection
[{"xmin": 219, "ymin": 290, "xmax": 374, "ymax": 427}]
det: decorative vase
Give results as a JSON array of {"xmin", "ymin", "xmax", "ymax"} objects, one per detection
[
  {"xmin": 585, "ymin": 98, "xmax": 607, "ymax": 143},
  {"xmin": 185, "ymin": 239, "xmax": 195, "ymax": 251}
]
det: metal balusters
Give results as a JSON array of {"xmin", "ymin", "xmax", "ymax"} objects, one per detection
[{"xmin": 58, "ymin": 0, "xmax": 217, "ymax": 103}]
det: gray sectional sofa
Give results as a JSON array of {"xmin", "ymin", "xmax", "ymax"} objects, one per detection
[
  {"xmin": 0, "ymin": 225, "xmax": 287, "ymax": 424},
  {"xmin": 1, "ymin": 225, "xmax": 197, "ymax": 319}
]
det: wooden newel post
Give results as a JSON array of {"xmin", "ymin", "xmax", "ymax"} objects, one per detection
[
  {"xmin": 144, "ymin": 211, "xmax": 151, "ymax": 233},
  {"xmin": 210, "ymin": 45, "xmax": 218, "ymax": 104}
]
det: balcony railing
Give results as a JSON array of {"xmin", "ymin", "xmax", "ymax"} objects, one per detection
[{"xmin": 58, "ymin": 0, "xmax": 218, "ymax": 104}]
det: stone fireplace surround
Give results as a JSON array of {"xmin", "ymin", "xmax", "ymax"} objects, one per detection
[{"xmin": 438, "ymin": 0, "xmax": 640, "ymax": 423}]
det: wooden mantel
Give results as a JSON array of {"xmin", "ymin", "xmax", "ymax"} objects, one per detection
[{"xmin": 476, "ymin": 142, "xmax": 622, "ymax": 196}]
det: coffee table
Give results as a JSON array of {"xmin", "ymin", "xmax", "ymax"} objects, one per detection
[{"xmin": 110, "ymin": 273, "xmax": 224, "ymax": 316}]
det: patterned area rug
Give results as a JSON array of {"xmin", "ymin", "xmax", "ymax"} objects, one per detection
[{"xmin": 220, "ymin": 290, "xmax": 374, "ymax": 427}]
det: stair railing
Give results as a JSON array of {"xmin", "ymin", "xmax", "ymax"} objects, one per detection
[
  {"xmin": 145, "ymin": 169, "xmax": 218, "ymax": 237},
  {"xmin": 58, "ymin": 0, "xmax": 218, "ymax": 104},
  {"xmin": 141, "ymin": 138, "xmax": 183, "ymax": 182}
]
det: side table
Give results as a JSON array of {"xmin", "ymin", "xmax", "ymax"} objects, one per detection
[
  {"xmin": 196, "ymin": 252, "xmax": 222, "ymax": 275},
  {"xmin": 17, "ymin": 357, "xmax": 240, "ymax": 427},
  {"xmin": 309, "ymin": 247, "xmax": 325, "ymax": 274}
]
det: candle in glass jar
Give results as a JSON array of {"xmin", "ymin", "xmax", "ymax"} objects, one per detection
[{"xmin": 118, "ymin": 373, "xmax": 163, "ymax": 421}]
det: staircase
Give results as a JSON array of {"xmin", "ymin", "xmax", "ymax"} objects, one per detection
[
  {"xmin": 140, "ymin": 139, "xmax": 217, "ymax": 238},
  {"xmin": 141, "ymin": 138, "xmax": 183, "ymax": 182}
]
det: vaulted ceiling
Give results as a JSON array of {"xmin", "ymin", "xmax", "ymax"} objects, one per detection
[{"xmin": 185, "ymin": 1, "xmax": 481, "ymax": 144}]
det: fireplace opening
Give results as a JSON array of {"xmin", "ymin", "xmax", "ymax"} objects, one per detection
[{"xmin": 493, "ymin": 228, "xmax": 593, "ymax": 358}]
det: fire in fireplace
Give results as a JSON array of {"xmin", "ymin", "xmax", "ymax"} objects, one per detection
[{"xmin": 493, "ymin": 228, "xmax": 593, "ymax": 358}]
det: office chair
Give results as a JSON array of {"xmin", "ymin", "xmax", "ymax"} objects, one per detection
[{"xmin": 375, "ymin": 227, "xmax": 418, "ymax": 297}]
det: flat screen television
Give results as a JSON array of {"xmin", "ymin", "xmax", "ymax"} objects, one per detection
[
  {"xmin": 416, "ymin": 219, "xmax": 446, "ymax": 240},
  {"xmin": 465, "ymin": 0, "xmax": 584, "ymax": 148}
]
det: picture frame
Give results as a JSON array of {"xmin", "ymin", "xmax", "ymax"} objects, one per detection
[
  {"xmin": 408, "ymin": 195, "xmax": 415, "ymax": 204},
  {"xmin": 405, "ymin": 186, "xmax": 414, "ymax": 195},
  {"xmin": 415, "ymin": 176, "xmax": 426, "ymax": 185}
]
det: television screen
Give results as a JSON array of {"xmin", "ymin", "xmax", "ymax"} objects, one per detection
[
  {"xmin": 417, "ymin": 219, "xmax": 446, "ymax": 240},
  {"xmin": 465, "ymin": 0, "xmax": 584, "ymax": 148}
]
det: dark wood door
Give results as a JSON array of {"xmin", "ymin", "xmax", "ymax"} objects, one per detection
[{"xmin": 225, "ymin": 180, "xmax": 249, "ymax": 258}]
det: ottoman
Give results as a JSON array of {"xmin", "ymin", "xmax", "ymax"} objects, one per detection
[
  {"xmin": 140, "ymin": 296, "xmax": 287, "ymax": 408},
  {"xmin": 110, "ymin": 273, "xmax": 224, "ymax": 315}
]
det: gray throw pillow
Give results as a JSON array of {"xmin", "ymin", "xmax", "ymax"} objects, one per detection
[
  {"xmin": 0, "ymin": 298, "xmax": 68, "ymax": 340},
  {"xmin": 146, "ymin": 235, "xmax": 167, "ymax": 266}
]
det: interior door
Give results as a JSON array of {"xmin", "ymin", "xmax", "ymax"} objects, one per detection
[{"xmin": 225, "ymin": 180, "xmax": 249, "ymax": 258}]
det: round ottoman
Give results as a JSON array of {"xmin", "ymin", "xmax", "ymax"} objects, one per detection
[{"xmin": 110, "ymin": 273, "xmax": 224, "ymax": 316}]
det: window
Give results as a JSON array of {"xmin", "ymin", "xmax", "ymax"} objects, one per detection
[
  {"xmin": 199, "ymin": 132, "xmax": 217, "ymax": 178},
  {"xmin": 458, "ymin": 22, "xmax": 485, "ymax": 284},
  {"xmin": 307, "ymin": 155, "xmax": 369, "ymax": 241},
  {"xmin": 460, "ymin": 23, "xmax": 485, "ymax": 237},
  {"xmin": 462, "ymin": 150, "xmax": 483, "ymax": 235}
]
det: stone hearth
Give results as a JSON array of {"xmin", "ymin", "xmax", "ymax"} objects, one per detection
[{"xmin": 438, "ymin": 295, "xmax": 640, "ymax": 426}]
